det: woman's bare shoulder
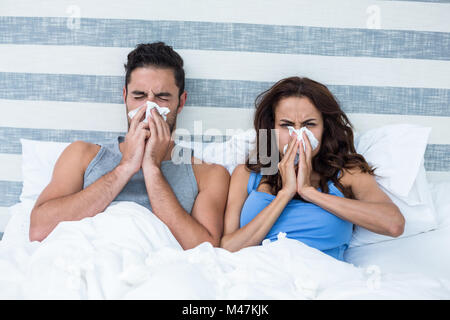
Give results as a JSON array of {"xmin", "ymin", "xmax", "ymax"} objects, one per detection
[
  {"xmin": 223, "ymin": 164, "xmax": 253, "ymax": 214},
  {"xmin": 229, "ymin": 164, "xmax": 252, "ymax": 192},
  {"xmin": 232, "ymin": 164, "xmax": 252, "ymax": 179},
  {"xmin": 339, "ymin": 167, "xmax": 374, "ymax": 187}
]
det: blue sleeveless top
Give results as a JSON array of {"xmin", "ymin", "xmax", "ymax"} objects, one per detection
[{"xmin": 240, "ymin": 171, "xmax": 353, "ymax": 261}]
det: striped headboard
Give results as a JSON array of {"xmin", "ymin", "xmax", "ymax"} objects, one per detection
[{"xmin": 1, "ymin": 0, "xmax": 449, "ymax": 227}]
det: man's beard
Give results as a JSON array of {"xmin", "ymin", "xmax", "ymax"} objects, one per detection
[{"xmin": 165, "ymin": 111, "xmax": 177, "ymax": 134}]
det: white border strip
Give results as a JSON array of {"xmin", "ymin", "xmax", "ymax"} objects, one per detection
[
  {"xmin": 1, "ymin": 0, "xmax": 449, "ymax": 32},
  {"xmin": 0, "ymin": 154, "xmax": 22, "ymax": 182},
  {"xmin": 347, "ymin": 113, "xmax": 450, "ymax": 145},
  {"xmin": 0, "ymin": 100, "xmax": 128, "ymax": 132},
  {"xmin": 0, "ymin": 45, "xmax": 128, "ymax": 77},
  {"xmin": 1, "ymin": 100, "xmax": 449, "ymax": 144},
  {"xmin": 1, "ymin": 45, "xmax": 449, "ymax": 89}
]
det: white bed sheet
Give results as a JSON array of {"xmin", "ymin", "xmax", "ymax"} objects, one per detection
[
  {"xmin": 345, "ymin": 178, "xmax": 450, "ymax": 281},
  {"xmin": 1, "ymin": 199, "xmax": 449, "ymax": 299},
  {"xmin": 345, "ymin": 224, "xmax": 450, "ymax": 280},
  {"xmin": 1, "ymin": 178, "xmax": 449, "ymax": 299}
]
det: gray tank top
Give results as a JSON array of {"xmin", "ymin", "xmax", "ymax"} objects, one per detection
[{"xmin": 83, "ymin": 135, "xmax": 198, "ymax": 214}]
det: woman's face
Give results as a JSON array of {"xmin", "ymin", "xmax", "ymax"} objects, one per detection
[{"xmin": 274, "ymin": 96, "xmax": 324, "ymax": 159}]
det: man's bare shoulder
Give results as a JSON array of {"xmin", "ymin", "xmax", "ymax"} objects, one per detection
[
  {"xmin": 32, "ymin": 141, "xmax": 101, "ymax": 211},
  {"xmin": 63, "ymin": 140, "xmax": 101, "ymax": 172}
]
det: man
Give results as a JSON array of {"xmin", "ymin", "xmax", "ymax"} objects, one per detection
[{"xmin": 29, "ymin": 42, "xmax": 230, "ymax": 249}]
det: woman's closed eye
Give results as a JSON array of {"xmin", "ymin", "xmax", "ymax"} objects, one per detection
[{"xmin": 280, "ymin": 123, "xmax": 316, "ymax": 128}]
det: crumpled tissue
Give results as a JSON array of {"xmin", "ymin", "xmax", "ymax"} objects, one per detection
[
  {"xmin": 128, "ymin": 101, "xmax": 170, "ymax": 123},
  {"xmin": 282, "ymin": 126, "xmax": 319, "ymax": 164}
]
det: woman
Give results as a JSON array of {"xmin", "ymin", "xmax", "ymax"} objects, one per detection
[{"xmin": 220, "ymin": 77, "xmax": 405, "ymax": 261}]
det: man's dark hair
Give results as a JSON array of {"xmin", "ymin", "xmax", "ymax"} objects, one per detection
[{"xmin": 124, "ymin": 42, "xmax": 185, "ymax": 96}]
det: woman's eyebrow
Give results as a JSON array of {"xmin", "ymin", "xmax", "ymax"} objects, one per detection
[{"xmin": 280, "ymin": 118, "xmax": 316, "ymax": 124}]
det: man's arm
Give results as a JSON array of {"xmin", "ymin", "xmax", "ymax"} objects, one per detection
[
  {"xmin": 30, "ymin": 106, "xmax": 150, "ymax": 242},
  {"xmin": 29, "ymin": 141, "xmax": 135, "ymax": 242},
  {"xmin": 142, "ymin": 162, "xmax": 230, "ymax": 249}
]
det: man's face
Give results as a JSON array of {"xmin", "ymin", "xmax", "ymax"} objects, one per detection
[{"xmin": 123, "ymin": 66, "xmax": 186, "ymax": 132}]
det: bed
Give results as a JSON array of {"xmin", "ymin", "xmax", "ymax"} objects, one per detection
[{"xmin": 0, "ymin": 0, "xmax": 449, "ymax": 299}]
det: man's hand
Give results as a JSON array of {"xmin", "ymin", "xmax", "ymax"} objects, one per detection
[
  {"xmin": 142, "ymin": 107, "xmax": 174, "ymax": 170},
  {"xmin": 119, "ymin": 106, "xmax": 150, "ymax": 175}
]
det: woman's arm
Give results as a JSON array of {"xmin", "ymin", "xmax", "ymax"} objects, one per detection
[
  {"xmin": 297, "ymin": 131, "xmax": 404, "ymax": 237},
  {"xmin": 220, "ymin": 165, "xmax": 293, "ymax": 252},
  {"xmin": 301, "ymin": 168, "xmax": 405, "ymax": 237},
  {"xmin": 221, "ymin": 137, "xmax": 300, "ymax": 252}
]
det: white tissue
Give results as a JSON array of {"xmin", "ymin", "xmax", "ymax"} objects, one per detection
[
  {"xmin": 282, "ymin": 126, "xmax": 319, "ymax": 164},
  {"xmin": 128, "ymin": 101, "xmax": 171, "ymax": 123}
]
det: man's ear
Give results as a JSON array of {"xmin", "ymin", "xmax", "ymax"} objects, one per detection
[
  {"xmin": 177, "ymin": 91, "xmax": 187, "ymax": 114},
  {"xmin": 123, "ymin": 86, "xmax": 130, "ymax": 131},
  {"xmin": 123, "ymin": 86, "xmax": 127, "ymax": 105}
]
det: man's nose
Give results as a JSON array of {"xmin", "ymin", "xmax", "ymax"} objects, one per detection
[{"xmin": 146, "ymin": 92, "xmax": 157, "ymax": 103}]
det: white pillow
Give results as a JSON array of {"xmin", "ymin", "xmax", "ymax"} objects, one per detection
[
  {"xmin": 20, "ymin": 138, "xmax": 70, "ymax": 201},
  {"xmin": 349, "ymin": 161, "xmax": 438, "ymax": 248},
  {"xmin": 177, "ymin": 128, "xmax": 256, "ymax": 175},
  {"xmin": 354, "ymin": 124, "xmax": 431, "ymax": 203},
  {"xmin": 429, "ymin": 180, "xmax": 450, "ymax": 228},
  {"xmin": 348, "ymin": 124, "xmax": 437, "ymax": 247}
]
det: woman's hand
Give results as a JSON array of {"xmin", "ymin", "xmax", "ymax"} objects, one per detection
[
  {"xmin": 278, "ymin": 133, "xmax": 299, "ymax": 199},
  {"xmin": 297, "ymin": 131, "xmax": 314, "ymax": 199}
]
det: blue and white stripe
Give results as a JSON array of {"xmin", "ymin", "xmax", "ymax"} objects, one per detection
[{"xmin": 1, "ymin": 0, "xmax": 449, "ymax": 230}]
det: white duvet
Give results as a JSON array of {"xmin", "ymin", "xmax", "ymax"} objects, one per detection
[{"xmin": 0, "ymin": 200, "xmax": 449, "ymax": 300}]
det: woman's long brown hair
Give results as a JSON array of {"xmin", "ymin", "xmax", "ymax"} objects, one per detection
[{"xmin": 245, "ymin": 76, "xmax": 375, "ymax": 199}]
